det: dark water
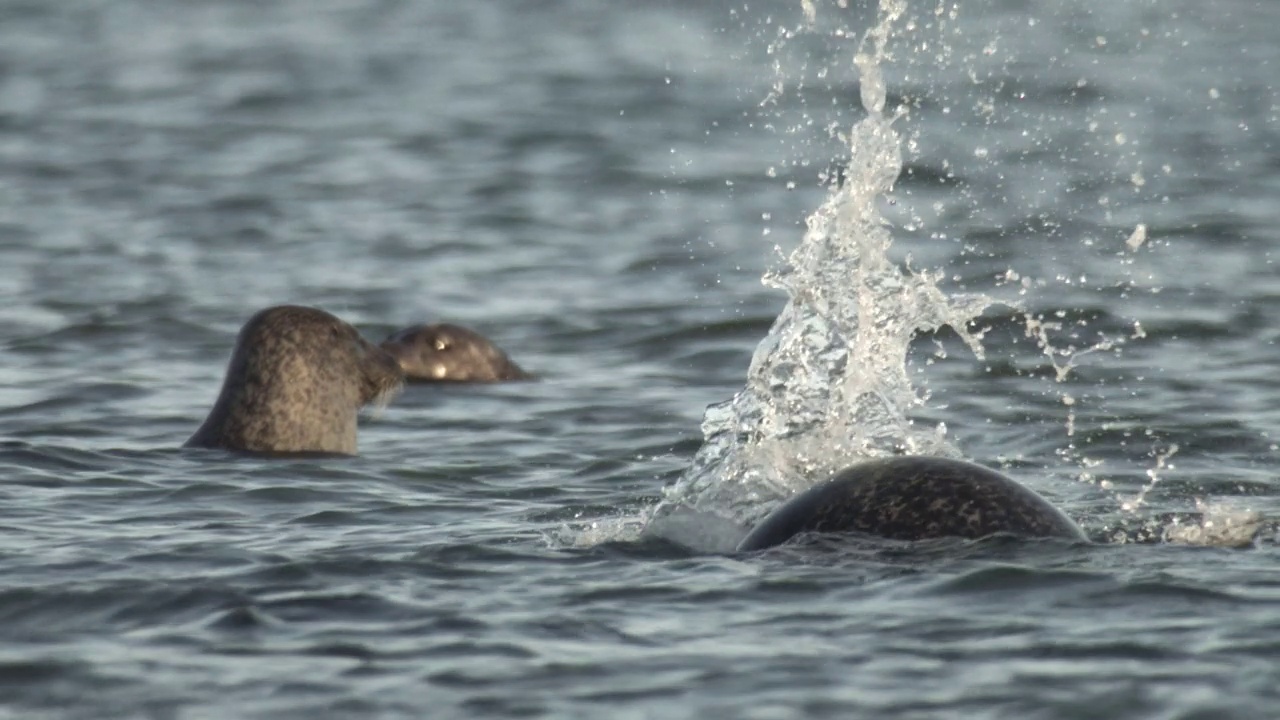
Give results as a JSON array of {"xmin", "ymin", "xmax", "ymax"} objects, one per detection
[{"xmin": 2, "ymin": 0, "xmax": 1279, "ymax": 717}]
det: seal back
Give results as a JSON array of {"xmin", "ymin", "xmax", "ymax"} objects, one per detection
[{"xmin": 736, "ymin": 456, "xmax": 1086, "ymax": 551}]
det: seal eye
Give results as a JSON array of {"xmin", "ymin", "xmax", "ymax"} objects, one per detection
[{"xmin": 434, "ymin": 336, "xmax": 451, "ymax": 352}]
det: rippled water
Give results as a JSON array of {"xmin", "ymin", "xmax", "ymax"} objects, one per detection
[{"xmin": 2, "ymin": 0, "xmax": 1280, "ymax": 717}]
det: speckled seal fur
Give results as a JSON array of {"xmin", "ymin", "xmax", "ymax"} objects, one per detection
[
  {"xmin": 736, "ymin": 456, "xmax": 1086, "ymax": 551},
  {"xmin": 380, "ymin": 323, "xmax": 533, "ymax": 383},
  {"xmin": 185, "ymin": 305, "xmax": 404, "ymax": 455}
]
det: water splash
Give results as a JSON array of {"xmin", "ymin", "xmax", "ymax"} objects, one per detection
[
  {"xmin": 1162, "ymin": 498, "xmax": 1263, "ymax": 549},
  {"xmin": 648, "ymin": 0, "xmax": 996, "ymax": 539}
]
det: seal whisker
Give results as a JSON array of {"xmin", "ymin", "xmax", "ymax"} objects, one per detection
[{"xmin": 366, "ymin": 379, "xmax": 404, "ymax": 419}]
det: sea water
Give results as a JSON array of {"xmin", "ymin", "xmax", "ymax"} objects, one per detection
[{"xmin": 0, "ymin": 0, "xmax": 1278, "ymax": 717}]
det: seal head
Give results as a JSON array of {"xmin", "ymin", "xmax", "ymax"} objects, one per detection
[
  {"xmin": 185, "ymin": 305, "xmax": 403, "ymax": 455},
  {"xmin": 380, "ymin": 323, "xmax": 533, "ymax": 383},
  {"xmin": 736, "ymin": 456, "xmax": 1086, "ymax": 551}
]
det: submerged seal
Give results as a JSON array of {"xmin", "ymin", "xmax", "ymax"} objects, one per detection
[
  {"xmin": 380, "ymin": 323, "xmax": 533, "ymax": 383},
  {"xmin": 736, "ymin": 456, "xmax": 1086, "ymax": 551},
  {"xmin": 185, "ymin": 305, "xmax": 404, "ymax": 455}
]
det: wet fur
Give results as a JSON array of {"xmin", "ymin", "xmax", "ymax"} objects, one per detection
[
  {"xmin": 737, "ymin": 456, "xmax": 1086, "ymax": 551},
  {"xmin": 380, "ymin": 323, "xmax": 532, "ymax": 383},
  {"xmin": 186, "ymin": 305, "xmax": 404, "ymax": 455}
]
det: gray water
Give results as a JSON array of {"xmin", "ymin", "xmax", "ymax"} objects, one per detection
[{"xmin": 2, "ymin": 0, "xmax": 1279, "ymax": 717}]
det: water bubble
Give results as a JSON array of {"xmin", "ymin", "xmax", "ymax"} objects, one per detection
[{"xmin": 1126, "ymin": 224, "xmax": 1147, "ymax": 251}]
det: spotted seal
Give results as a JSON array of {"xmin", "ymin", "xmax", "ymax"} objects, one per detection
[
  {"xmin": 736, "ymin": 456, "xmax": 1086, "ymax": 551},
  {"xmin": 185, "ymin": 305, "xmax": 404, "ymax": 455},
  {"xmin": 380, "ymin": 323, "xmax": 533, "ymax": 383}
]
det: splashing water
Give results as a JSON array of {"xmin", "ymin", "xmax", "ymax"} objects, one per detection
[
  {"xmin": 646, "ymin": 0, "xmax": 996, "ymax": 545},
  {"xmin": 621, "ymin": 0, "xmax": 1259, "ymax": 553},
  {"xmin": 1162, "ymin": 498, "xmax": 1263, "ymax": 549}
]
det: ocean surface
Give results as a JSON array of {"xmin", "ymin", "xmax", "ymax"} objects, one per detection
[{"xmin": 1, "ymin": 0, "xmax": 1279, "ymax": 717}]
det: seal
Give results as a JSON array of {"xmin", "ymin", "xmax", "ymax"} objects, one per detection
[
  {"xmin": 185, "ymin": 305, "xmax": 404, "ymax": 455},
  {"xmin": 380, "ymin": 323, "xmax": 533, "ymax": 383},
  {"xmin": 736, "ymin": 456, "xmax": 1086, "ymax": 551}
]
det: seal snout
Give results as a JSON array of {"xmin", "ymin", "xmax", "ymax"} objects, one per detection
[
  {"xmin": 378, "ymin": 338, "xmax": 416, "ymax": 375},
  {"xmin": 361, "ymin": 339, "xmax": 406, "ymax": 407}
]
